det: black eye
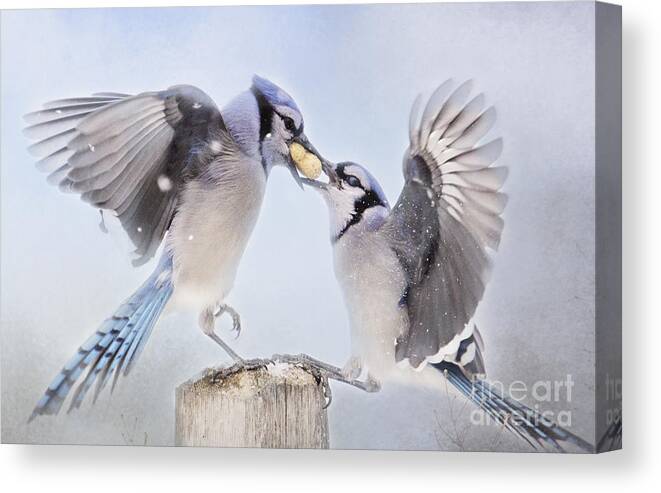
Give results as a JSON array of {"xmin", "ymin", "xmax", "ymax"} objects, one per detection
[
  {"xmin": 346, "ymin": 175, "xmax": 361, "ymax": 188},
  {"xmin": 283, "ymin": 117, "xmax": 296, "ymax": 132}
]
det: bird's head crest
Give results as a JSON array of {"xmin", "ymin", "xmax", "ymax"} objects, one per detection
[{"xmin": 251, "ymin": 75, "xmax": 300, "ymax": 113}]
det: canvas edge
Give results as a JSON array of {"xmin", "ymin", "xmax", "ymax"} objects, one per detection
[{"xmin": 594, "ymin": 0, "xmax": 622, "ymax": 454}]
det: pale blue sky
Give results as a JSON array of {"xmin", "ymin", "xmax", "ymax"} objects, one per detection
[{"xmin": 2, "ymin": 2, "xmax": 596, "ymax": 450}]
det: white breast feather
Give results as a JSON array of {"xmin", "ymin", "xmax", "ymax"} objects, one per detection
[
  {"xmin": 167, "ymin": 154, "xmax": 266, "ymax": 310},
  {"xmin": 333, "ymin": 225, "xmax": 408, "ymax": 381}
]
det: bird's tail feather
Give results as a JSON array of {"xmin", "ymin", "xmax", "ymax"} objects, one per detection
[
  {"xmin": 433, "ymin": 362, "xmax": 593, "ymax": 452},
  {"xmin": 29, "ymin": 255, "xmax": 174, "ymax": 421},
  {"xmin": 596, "ymin": 416, "xmax": 622, "ymax": 452}
]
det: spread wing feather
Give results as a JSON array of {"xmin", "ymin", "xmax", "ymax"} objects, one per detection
[
  {"xmin": 380, "ymin": 80, "xmax": 507, "ymax": 370},
  {"xmin": 24, "ymin": 85, "xmax": 227, "ymax": 265}
]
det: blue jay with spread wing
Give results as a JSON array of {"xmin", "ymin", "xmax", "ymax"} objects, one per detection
[
  {"xmin": 303, "ymin": 80, "xmax": 591, "ymax": 452},
  {"xmin": 24, "ymin": 76, "xmax": 328, "ymax": 419}
]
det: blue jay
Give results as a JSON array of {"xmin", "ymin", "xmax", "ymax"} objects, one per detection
[
  {"xmin": 304, "ymin": 80, "xmax": 591, "ymax": 452},
  {"xmin": 24, "ymin": 76, "xmax": 328, "ymax": 419}
]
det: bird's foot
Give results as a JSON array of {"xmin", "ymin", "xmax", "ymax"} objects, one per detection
[
  {"xmin": 214, "ymin": 303, "xmax": 242, "ymax": 339},
  {"xmin": 272, "ymin": 353, "xmax": 381, "ymax": 395},
  {"xmin": 364, "ymin": 374, "xmax": 381, "ymax": 393},
  {"xmin": 342, "ymin": 356, "xmax": 363, "ymax": 380},
  {"xmin": 199, "ymin": 306, "xmax": 244, "ymax": 363}
]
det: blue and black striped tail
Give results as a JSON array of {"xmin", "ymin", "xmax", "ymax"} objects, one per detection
[
  {"xmin": 597, "ymin": 416, "xmax": 622, "ymax": 452},
  {"xmin": 433, "ymin": 362, "xmax": 593, "ymax": 452},
  {"xmin": 29, "ymin": 254, "xmax": 174, "ymax": 421}
]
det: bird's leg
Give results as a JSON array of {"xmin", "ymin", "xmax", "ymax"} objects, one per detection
[{"xmin": 199, "ymin": 306, "xmax": 244, "ymax": 363}]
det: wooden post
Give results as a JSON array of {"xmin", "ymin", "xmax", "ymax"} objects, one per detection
[{"xmin": 175, "ymin": 359, "xmax": 329, "ymax": 448}]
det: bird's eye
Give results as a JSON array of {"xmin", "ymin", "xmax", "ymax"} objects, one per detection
[
  {"xmin": 283, "ymin": 117, "xmax": 296, "ymax": 132},
  {"xmin": 346, "ymin": 176, "xmax": 361, "ymax": 188}
]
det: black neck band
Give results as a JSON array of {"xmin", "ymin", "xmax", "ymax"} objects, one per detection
[{"xmin": 335, "ymin": 190, "xmax": 385, "ymax": 242}]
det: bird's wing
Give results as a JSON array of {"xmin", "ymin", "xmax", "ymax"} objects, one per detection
[
  {"xmin": 24, "ymin": 85, "xmax": 229, "ymax": 266},
  {"xmin": 379, "ymin": 80, "xmax": 507, "ymax": 370}
]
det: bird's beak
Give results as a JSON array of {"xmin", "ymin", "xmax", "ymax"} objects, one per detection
[
  {"xmin": 300, "ymin": 160, "xmax": 340, "ymax": 192},
  {"xmin": 300, "ymin": 176, "xmax": 328, "ymax": 191},
  {"xmin": 288, "ymin": 134, "xmax": 338, "ymax": 190}
]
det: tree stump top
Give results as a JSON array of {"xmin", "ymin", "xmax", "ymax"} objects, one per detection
[
  {"xmin": 175, "ymin": 359, "xmax": 330, "ymax": 449},
  {"xmin": 184, "ymin": 360, "xmax": 324, "ymax": 399}
]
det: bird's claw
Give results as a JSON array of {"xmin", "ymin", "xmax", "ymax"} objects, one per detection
[
  {"xmin": 201, "ymin": 304, "xmax": 244, "ymax": 363},
  {"xmin": 230, "ymin": 312, "xmax": 241, "ymax": 339},
  {"xmin": 320, "ymin": 376, "xmax": 332, "ymax": 408},
  {"xmin": 341, "ymin": 356, "xmax": 363, "ymax": 380},
  {"xmin": 214, "ymin": 303, "xmax": 242, "ymax": 339},
  {"xmin": 364, "ymin": 375, "xmax": 381, "ymax": 393}
]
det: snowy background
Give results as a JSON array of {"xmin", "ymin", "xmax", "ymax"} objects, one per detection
[{"xmin": 1, "ymin": 2, "xmax": 595, "ymax": 450}]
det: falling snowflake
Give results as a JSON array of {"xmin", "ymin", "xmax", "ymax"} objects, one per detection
[
  {"xmin": 157, "ymin": 174, "xmax": 173, "ymax": 192},
  {"xmin": 188, "ymin": 234, "xmax": 194, "ymax": 241},
  {"xmin": 137, "ymin": 226, "xmax": 143, "ymax": 233},
  {"xmin": 88, "ymin": 144, "xmax": 95, "ymax": 152}
]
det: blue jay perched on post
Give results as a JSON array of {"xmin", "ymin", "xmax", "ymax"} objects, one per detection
[
  {"xmin": 303, "ymin": 80, "xmax": 591, "ymax": 452},
  {"xmin": 24, "ymin": 76, "xmax": 329, "ymax": 419}
]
